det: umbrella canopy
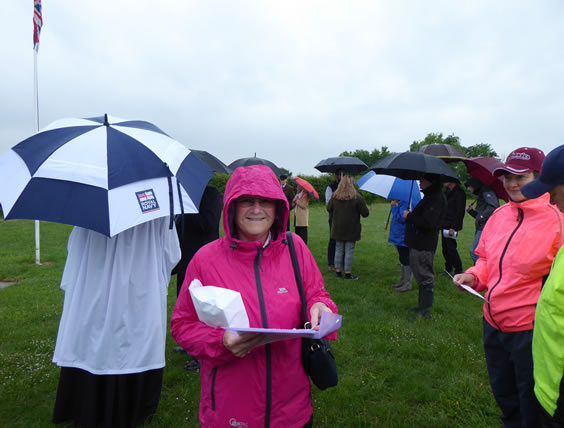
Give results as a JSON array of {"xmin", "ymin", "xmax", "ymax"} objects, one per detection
[
  {"xmin": 314, "ymin": 156, "xmax": 368, "ymax": 174},
  {"xmin": 462, "ymin": 157, "xmax": 509, "ymax": 202},
  {"xmin": 370, "ymin": 151, "xmax": 460, "ymax": 183},
  {"xmin": 417, "ymin": 144, "xmax": 467, "ymax": 162},
  {"xmin": 291, "ymin": 176, "xmax": 319, "ymax": 200},
  {"xmin": 228, "ymin": 156, "xmax": 281, "ymax": 176},
  {"xmin": 190, "ymin": 149, "xmax": 232, "ymax": 175},
  {"xmin": 0, "ymin": 114, "xmax": 214, "ymax": 236},
  {"xmin": 356, "ymin": 171, "xmax": 422, "ymax": 207}
]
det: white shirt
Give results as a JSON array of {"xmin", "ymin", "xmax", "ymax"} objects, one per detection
[{"xmin": 53, "ymin": 217, "xmax": 181, "ymax": 375}]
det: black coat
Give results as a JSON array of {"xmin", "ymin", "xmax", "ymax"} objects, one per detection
[
  {"xmin": 174, "ymin": 186, "xmax": 222, "ymax": 292},
  {"xmin": 467, "ymin": 185, "xmax": 499, "ymax": 231},
  {"xmin": 404, "ymin": 182, "xmax": 447, "ymax": 251},
  {"xmin": 441, "ymin": 184, "xmax": 466, "ymax": 231}
]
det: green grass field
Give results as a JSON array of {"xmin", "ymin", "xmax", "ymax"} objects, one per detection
[{"xmin": 0, "ymin": 203, "xmax": 500, "ymax": 427}]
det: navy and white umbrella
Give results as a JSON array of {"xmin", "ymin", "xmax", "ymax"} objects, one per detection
[{"xmin": 0, "ymin": 114, "xmax": 214, "ymax": 236}]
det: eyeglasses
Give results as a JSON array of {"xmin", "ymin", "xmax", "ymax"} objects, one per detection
[{"xmin": 237, "ymin": 197, "xmax": 276, "ymax": 208}]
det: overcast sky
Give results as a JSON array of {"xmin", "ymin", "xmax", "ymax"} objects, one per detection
[{"xmin": 2, "ymin": 1, "xmax": 563, "ymax": 176}]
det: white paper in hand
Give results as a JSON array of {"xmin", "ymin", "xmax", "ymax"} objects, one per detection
[{"xmin": 189, "ymin": 279, "xmax": 250, "ymax": 328}]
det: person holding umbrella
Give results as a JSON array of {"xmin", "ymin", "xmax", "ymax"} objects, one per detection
[
  {"xmin": 293, "ymin": 184, "xmax": 310, "ymax": 244},
  {"xmin": 403, "ymin": 174, "xmax": 447, "ymax": 318},
  {"xmin": 389, "ymin": 199, "xmax": 414, "ymax": 292},
  {"xmin": 453, "ymin": 147, "xmax": 564, "ymax": 428},
  {"xmin": 52, "ymin": 218, "xmax": 181, "ymax": 427},
  {"xmin": 520, "ymin": 144, "xmax": 564, "ymax": 427},
  {"xmin": 465, "ymin": 177, "xmax": 499, "ymax": 262}
]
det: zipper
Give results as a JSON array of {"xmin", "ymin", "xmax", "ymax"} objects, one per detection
[
  {"xmin": 486, "ymin": 207, "xmax": 524, "ymax": 330},
  {"xmin": 210, "ymin": 367, "xmax": 218, "ymax": 411},
  {"xmin": 254, "ymin": 246, "xmax": 272, "ymax": 428}
]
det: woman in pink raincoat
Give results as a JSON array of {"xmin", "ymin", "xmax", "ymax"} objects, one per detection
[{"xmin": 171, "ymin": 165, "xmax": 338, "ymax": 428}]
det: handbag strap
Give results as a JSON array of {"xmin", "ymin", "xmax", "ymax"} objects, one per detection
[{"xmin": 286, "ymin": 231, "xmax": 311, "ymax": 328}]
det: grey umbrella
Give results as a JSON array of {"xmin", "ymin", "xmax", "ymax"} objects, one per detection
[
  {"xmin": 190, "ymin": 149, "xmax": 232, "ymax": 175},
  {"xmin": 314, "ymin": 156, "xmax": 368, "ymax": 174},
  {"xmin": 416, "ymin": 144, "xmax": 467, "ymax": 163},
  {"xmin": 228, "ymin": 156, "xmax": 281, "ymax": 176},
  {"xmin": 370, "ymin": 151, "xmax": 459, "ymax": 183}
]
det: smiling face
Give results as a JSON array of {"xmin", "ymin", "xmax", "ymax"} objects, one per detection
[
  {"xmin": 235, "ymin": 196, "xmax": 276, "ymax": 243},
  {"xmin": 549, "ymin": 184, "xmax": 564, "ymax": 213},
  {"xmin": 502, "ymin": 172, "xmax": 536, "ymax": 202}
]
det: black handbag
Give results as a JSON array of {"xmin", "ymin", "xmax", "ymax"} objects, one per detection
[{"xmin": 286, "ymin": 232, "xmax": 338, "ymax": 390}]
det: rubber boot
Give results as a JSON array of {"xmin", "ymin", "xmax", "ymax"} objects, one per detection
[
  {"xmin": 395, "ymin": 266, "xmax": 413, "ymax": 292},
  {"xmin": 408, "ymin": 285, "xmax": 434, "ymax": 320},
  {"xmin": 405, "ymin": 279, "xmax": 421, "ymax": 312},
  {"xmin": 392, "ymin": 265, "xmax": 407, "ymax": 289}
]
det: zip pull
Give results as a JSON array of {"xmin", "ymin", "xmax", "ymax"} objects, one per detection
[{"xmin": 516, "ymin": 208, "xmax": 523, "ymax": 223}]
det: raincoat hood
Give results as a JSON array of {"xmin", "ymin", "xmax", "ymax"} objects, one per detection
[{"xmin": 222, "ymin": 165, "xmax": 289, "ymax": 243}]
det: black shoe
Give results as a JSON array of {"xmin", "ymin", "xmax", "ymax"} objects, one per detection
[
  {"xmin": 344, "ymin": 274, "xmax": 359, "ymax": 280},
  {"xmin": 184, "ymin": 359, "xmax": 201, "ymax": 371},
  {"xmin": 335, "ymin": 271, "xmax": 342, "ymax": 278}
]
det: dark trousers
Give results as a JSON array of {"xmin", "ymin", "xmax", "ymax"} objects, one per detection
[
  {"xmin": 295, "ymin": 226, "xmax": 308, "ymax": 245},
  {"xmin": 396, "ymin": 245, "xmax": 410, "ymax": 266},
  {"xmin": 328, "ymin": 218, "xmax": 336, "ymax": 267},
  {"xmin": 441, "ymin": 235, "xmax": 463, "ymax": 274},
  {"xmin": 483, "ymin": 319, "xmax": 539, "ymax": 428}
]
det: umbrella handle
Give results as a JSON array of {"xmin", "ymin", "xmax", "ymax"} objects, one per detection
[{"xmin": 384, "ymin": 208, "xmax": 392, "ymax": 230}]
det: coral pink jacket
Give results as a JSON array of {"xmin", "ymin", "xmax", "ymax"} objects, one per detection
[
  {"xmin": 467, "ymin": 193, "xmax": 563, "ymax": 332},
  {"xmin": 171, "ymin": 165, "xmax": 337, "ymax": 428}
]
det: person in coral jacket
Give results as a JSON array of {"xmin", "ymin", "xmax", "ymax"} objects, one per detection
[
  {"xmin": 454, "ymin": 147, "xmax": 564, "ymax": 428},
  {"xmin": 171, "ymin": 165, "xmax": 338, "ymax": 428}
]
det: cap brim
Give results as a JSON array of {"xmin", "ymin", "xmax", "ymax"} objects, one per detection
[
  {"xmin": 521, "ymin": 178, "xmax": 553, "ymax": 199},
  {"xmin": 493, "ymin": 166, "xmax": 534, "ymax": 177}
]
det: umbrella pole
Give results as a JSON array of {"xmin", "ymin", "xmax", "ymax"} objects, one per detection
[
  {"xmin": 384, "ymin": 208, "xmax": 392, "ymax": 230},
  {"xmin": 408, "ymin": 181, "xmax": 414, "ymax": 210}
]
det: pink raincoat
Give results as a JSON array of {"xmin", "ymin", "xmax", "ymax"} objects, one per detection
[
  {"xmin": 466, "ymin": 193, "xmax": 563, "ymax": 332},
  {"xmin": 171, "ymin": 165, "xmax": 338, "ymax": 428}
]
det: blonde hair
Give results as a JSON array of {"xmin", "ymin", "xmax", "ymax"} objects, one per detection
[{"xmin": 333, "ymin": 176, "xmax": 357, "ymax": 200}]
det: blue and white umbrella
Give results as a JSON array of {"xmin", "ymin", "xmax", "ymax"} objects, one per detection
[
  {"xmin": 0, "ymin": 114, "xmax": 213, "ymax": 236},
  {"xmin": 356, "ymin": 171, "xmax": 423, "ymax": 207}
]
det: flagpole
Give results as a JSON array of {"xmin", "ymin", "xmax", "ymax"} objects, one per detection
[{"xmin": 34, "ymin": 48, "xmax": 40, "ymax": 265}]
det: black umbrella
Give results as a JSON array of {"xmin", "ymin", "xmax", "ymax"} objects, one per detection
[
  {"xmin": 416, "ymin": 144, "xmax": 467, "ymax": 163},
  {"xmin": 314, "ymin": 156, "xmax": 368, "ymax": 174},
  {"xmin": 370, "ymin": 152, "xmax": 459, "ymax": 183},
  {"xmin": 190, "ymin": 149, "xmax": 232, "ymax": 175},
  {"xmin": 228, "ymin": 156, "xmax": 281, "ymax": 176}
]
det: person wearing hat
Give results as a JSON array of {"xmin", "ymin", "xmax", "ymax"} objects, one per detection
[
  {"xmin": 465, "ymin": 177, "xmax": 499, "ymax": 262},
  {"xmin": 453, "ymin": 147, "xmax": 564, "ymax": 428},
  {"xmin": 520, "ymin": 144, "xmax": 564, "ymax": 427}
]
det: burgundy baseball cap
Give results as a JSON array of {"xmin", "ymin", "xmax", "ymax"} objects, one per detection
[{"xmin": 493, "ymin": 147, "xmax": 545, "ymax": 177}]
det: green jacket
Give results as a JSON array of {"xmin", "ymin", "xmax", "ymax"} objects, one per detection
[
  {"xmin": 327, "ymin": 196, "xmax": 369, "ymax": 241},
  {"xmin": 533, "ymin": 245, "xmax": 564, "ymax": 422}
]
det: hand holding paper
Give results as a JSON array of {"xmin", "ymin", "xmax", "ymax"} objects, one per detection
[{"xmin": 446, "ymin": 271, "xmax": 490, "ymax": 303}]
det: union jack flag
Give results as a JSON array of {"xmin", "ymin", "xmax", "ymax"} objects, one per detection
[{"xmin": 33, "ymin": 0, "xmax": 42, "ymax": 52}]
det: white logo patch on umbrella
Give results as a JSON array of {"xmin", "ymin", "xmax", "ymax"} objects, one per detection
[{"xmin": 136, "ymin": 189, "xmax": 160, "ymax": 213}]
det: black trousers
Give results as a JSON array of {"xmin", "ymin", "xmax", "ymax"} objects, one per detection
[
  {"xmin": 441, "ymin": 235, "xmax": 463, "ymax": 274},
  {"xmin": 328, "ymin": 218, "xmax": 335, "ymax": 267},
  {"xmin": 483, "ymin": 319, "xmax": 539, "ymax": 428},
  {"xmin": 295, "ymin": 226, "xmax": 308, "ymax": 245}
]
